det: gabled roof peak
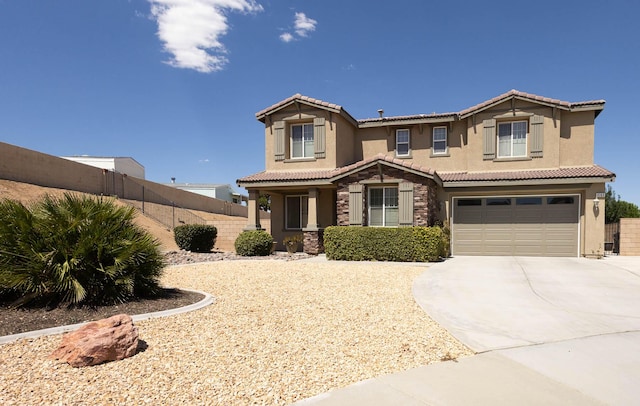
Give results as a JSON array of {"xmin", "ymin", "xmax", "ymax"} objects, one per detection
[
  {"xmin": 256, "ymin": 90, "xmax": 606, "ymax": 126},
  {"xmin": 255, "ymin": 93, "xmax": 346, "ymax": 121},
  {"xmin": 459, "ymin": 89, "xmax": 606, "ymax": 118}
]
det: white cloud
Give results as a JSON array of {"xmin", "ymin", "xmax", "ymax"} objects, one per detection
[
  {"xmin": 294, "ymin": 12, "xmax": 316, "ymax": 37},
  {"xmin": 148, "ymin": 0, "xmax": 263, "ymax": 73},
  {"xmin": 279, "ymin": 32, "xmax": 294, "ymax": 43},
  {"xmin": 279, "ymin": 11, "xmax": 317, "ymax": 43}
]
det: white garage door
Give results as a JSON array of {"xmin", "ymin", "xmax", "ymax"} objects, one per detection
[{"xmin": 452, "ymin": 195, "xmax": 579, "ymax": 257}]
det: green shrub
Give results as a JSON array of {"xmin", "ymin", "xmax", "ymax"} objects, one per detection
[
  {"xmin": 234, "ymin": 230, "xmax": 273, "ymax": 256},
  {"xmin": 0, "ymin": 194, "xmax": 165, "ymax": 307},
  {"xmin": 324, "ymin": 226, "xmax": 446, "ymax": 262},
  {"xmin": 174, "ymin": 224, "xmax": 217, "ymax": 252}
]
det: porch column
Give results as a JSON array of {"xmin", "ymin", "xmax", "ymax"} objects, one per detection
[
  {"xmin": 244, "ymin": 189, "xmax": 262, "ymax": 231},
  {"xmin": 305, "ymin": 187, "xmax": 319, "ymax": 230},
  {"xmin": 303, "ymin": 187, "xmax": 323, "ymax": 254}
]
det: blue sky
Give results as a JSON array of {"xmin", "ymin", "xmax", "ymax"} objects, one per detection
[{"xmin": 1, "ymin": 0, "xmax": 639, "ymax": 204}]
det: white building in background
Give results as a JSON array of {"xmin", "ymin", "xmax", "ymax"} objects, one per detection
[
  {"xmin": 165, "ymin": 182, "xmax": 247, "ymax": 205},
  {"xmin": 61, "ymin": 156, "xmax": 145, "ymax": 179}
]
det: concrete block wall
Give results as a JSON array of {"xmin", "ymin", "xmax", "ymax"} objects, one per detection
[
  {"xmin": 210, "ymin": 218, "xmax": 271, "ymax": 252},
  {"xmin": 1, "ymin": 142, "xmax": 271, "ymax": 253},
  {"xmin": 620, "ymin": 218, "xmax": 640, "ymax": 256}
]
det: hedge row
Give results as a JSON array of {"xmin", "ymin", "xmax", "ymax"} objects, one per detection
[{"xmin": 323, "ymin": 226, "xmax": 446, "ymax": 262}]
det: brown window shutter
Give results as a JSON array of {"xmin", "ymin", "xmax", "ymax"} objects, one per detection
[
  {"xmin": 274, "ymin": 121, "xmax": 285, "ymax": 161},
  {"xmin": 530, "ymin": 115, "xmax": 544, "ymax": 158},
  {"xmin": 483, "ymin": 119, "xmax": 496, "ymax": 160},
  {"xmin": 314, "ymin": 117, "xmax": 326, "ymax": 159},
  {"xmin": 398, "ymin": 182, "xmax": 414, "ymax": 226},
  {"xmin": 348, "ymin": 184, "xmax": 363, "ymax": 226}
]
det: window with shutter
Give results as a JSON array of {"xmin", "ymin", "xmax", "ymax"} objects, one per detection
[
  {"xmin": 348, "ymin": 184, "xmax": 363, "ymax": 226},
  {"xmin": 291, "ymin": 123, "xmax": 314, "ymax": 158},
  {"xmin": 530, "ymin": 115, "xmax": 544, "ymax": 158},
  {"xmin": 369, "ymin": 186, "xmax": 399, "ymax": 227},
  {"xmin": 483, "ymin": 119, "xmax": 496, "ymax": 160},
  {"xmin": 497, "ymin": 121, "xmax": 527, "ymax": 158},
  {"xmin": 274, "ymin": 121, "xmax": 285, "ymax": 161},
  {"xmin": 314, "ymin": 117, "xmax": 326, "ymax": 159},
  {"xmin": 398, "ymin": 182, "xmax": 414, "ymax": 226}
]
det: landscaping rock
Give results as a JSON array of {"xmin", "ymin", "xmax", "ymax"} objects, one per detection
[{"xmin": 49, "ymin": 314, "xmax": 139, "ymax": 367}]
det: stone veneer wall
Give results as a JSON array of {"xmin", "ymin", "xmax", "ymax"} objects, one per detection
[
  {"xmin": 336, "ymin": 166, "xmax": 438, "ymax": 226},
  {"xmin": 303, "ymin": 229, "xmax": 324, "ymax": 255}
]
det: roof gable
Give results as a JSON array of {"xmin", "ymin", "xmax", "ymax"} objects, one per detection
[
  {"xmin": 458, "ymin": 90, "xmax": 605, "ymax": 119},
  {"xmin": 255, "ymin": 94, "xmax": 358, "ymax": 125}
]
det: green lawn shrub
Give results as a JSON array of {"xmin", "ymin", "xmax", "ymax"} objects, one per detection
[
  {"xmin": 324, "ymin": 226, "xmax": 447, "ymax": 262},
  {"xmin": 234, "ymin": 230, "xmax": 273, "ymax": 256},
  {"xmin": 174, "ymin": 224, "xmax": 217, "ymax": 252},
  {"xmin": 0, "ymin": 194, "xmax": 164, "ymax": 307}
]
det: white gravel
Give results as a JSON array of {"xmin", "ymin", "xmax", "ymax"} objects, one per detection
[{"xmin": 0, "ymin": 260, "xmax": 472, "ymax": 405}]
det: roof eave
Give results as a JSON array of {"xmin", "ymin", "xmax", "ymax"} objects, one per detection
[
  {"xmin": 237, "ymin": 179, "xmax": 334, "ymax": 188},
  {"xmin": 358, "ymin": 115, "xmax": 457, "ymax": 128},
  {"xmin": 442, "ymin": 175, "xmax": 615, "ymax": 188},
  {"xmin": 459, "ymin": 95, "xmax": 572, "ymax": 119}
]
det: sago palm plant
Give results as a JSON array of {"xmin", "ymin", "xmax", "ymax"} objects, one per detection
[{"xmin": 0, "ymin": 193, "xmax": 164, "ymax": 307}]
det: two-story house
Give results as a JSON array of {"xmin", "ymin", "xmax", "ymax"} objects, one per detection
[{"xmin": 237, "ymin": 90, "xmax": 615, "ymax": 257}]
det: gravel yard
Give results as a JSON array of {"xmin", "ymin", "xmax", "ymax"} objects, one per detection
[{"xmin": 0, "ymin": 260, "xmax": 472, "ymax": 405}]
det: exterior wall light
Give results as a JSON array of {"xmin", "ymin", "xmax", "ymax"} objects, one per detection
[{"xmin": 593, "ymin": 196, "xmax": 600, "ymax": 209}]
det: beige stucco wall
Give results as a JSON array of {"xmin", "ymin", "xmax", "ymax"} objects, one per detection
[
  {"xmin": 559, "ymin": 110, "xmax": 595, "ymax": 166},
  {"xmin": 463, "ymin": 101, "xmax": 560, "ymax": 171},
  {"xmin": 260, "ymin": 98, "xmax": 598, "ymax": 175},
  {"xmin": 264, "ymin": 105, "xmax": 352, "ymax": 171},
  {"xmin": 582, "ymin": 183, "xmax": 606, "ymax": 257},
  {"xmin": 619, "ymin": 218, "xmax": 640, "ymax": 256}
]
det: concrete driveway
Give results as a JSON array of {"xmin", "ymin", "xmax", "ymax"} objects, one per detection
[{"xmin": 298, "ymin": 256, "xmax": 640, "ymax": 405}]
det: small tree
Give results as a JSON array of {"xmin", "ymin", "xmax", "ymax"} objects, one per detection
[
  {"xmin": 258, "ymin": 194, "xmax": 271, "ymax": 212},
  {"xmin": 605, "ymin": 185, "xmax": 640, "ymax": 224}
]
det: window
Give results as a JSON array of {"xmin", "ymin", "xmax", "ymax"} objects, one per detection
[
  {"xmin": 516, "ymin": 197, "xmax": 542, "ymax": 205},
  {"xmin": 498, "ymin": 121, "xmax": 527, "ymax": 157},
  {"xmin": 433, "ymin": 127, "xmax": 447, "ymax": 154},
  {"xmin": 457, "ymin": 199, "xmax": 482, "ymax": 206},
  {"xmin": 291, "ymin": 124, "xmax": 314, "ymax": 158},
  {"xmin": 548, "ymin": 196, "xmax": 575, "ymax": 205},
  {"xmin": 285, "ymin": 195, "xmax": 308, "ymax": 229},
  {"xmin": 486, "ymin": 198, "xmax": 511, "ymax": 206},
  {"xmin": 369, "ymin": 187, "xmax": 398, "ymax": 226},
  {"xmin": 396, "ymin": 129, "xmax": 410, "ymax": 156}
]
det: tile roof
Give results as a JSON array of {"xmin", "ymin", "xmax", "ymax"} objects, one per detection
[
  {"xmin": 358, "ymin": 112, "xmax": 457, "ymax": 124},
  {"xmin": 439, "ymin": 165, "xmax": 615, "ymax": 183},
  {"xmin": 255, "ymin": 94, "xmax": 344, "ymax": 119},
  {"xmin": 238, "ymin": 159, "xmax": 615, "ymax": 185},
  {"xmin": 458, "ymin": 89, "xmax": 605, "ymax": 118},
  {"xmin": 237, "ymin": 154, "xmax": 437, "ymax": 184},
  {"xmin": 255, "ymin": 90, "xmax": 605, "ymax": 127}
]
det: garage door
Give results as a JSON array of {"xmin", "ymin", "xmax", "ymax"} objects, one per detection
[{"xmin": 452, "ymin": 195, "xmax": 579, "ymax": 257}]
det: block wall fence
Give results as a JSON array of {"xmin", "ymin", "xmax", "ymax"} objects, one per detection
[
  {"xmin": 0, "ymin": 142, "xmax": 268, "ymax": 251},
  {"xmin": 619, "ymin": 218, "xmax": 640, "ymax": 256}
]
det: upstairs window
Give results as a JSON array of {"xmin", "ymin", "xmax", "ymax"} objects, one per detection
[
  {"xmin": 369, "ymin": 187, "xmax": 399, "ymax": 226},
  {"xmin": 291, "ymin": 123, "xmax": 314, "ymax": 158},
  {"xmin": 396, "ymin": 129, "xmax": 410, "ymax": 157},
  {"xmin": 498, "ymin": 121, "xmax": 527, "ymax": 158},
  {"xmin": 433, "ymin": 126, "xmax": 447, "ymax": 154}
]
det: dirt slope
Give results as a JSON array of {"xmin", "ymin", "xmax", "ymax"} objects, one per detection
[{"xmin": 0, "ymin": 179, "xmax": 179, "ymax": 251}]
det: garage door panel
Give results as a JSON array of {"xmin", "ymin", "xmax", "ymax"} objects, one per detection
[{"xmin": 453, "ymin": 195, "xmax": 578, "ymax": 257}]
